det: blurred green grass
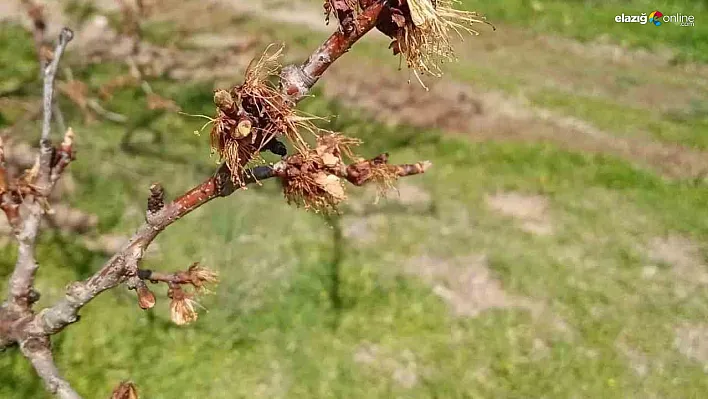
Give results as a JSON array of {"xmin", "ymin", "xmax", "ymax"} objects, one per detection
[{"xmin": 1, "ymin": 5, "xmax": 708, "ymax": 398}]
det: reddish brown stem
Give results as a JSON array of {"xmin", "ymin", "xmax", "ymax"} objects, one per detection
[{"xmin": 280, "ymin": 1, "xmax": 384, "ymax": 101}]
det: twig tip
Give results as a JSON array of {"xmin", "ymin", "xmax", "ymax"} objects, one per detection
[{"xmin": 59, "ymin": 27, "xmax": 74, "ymax": 43}]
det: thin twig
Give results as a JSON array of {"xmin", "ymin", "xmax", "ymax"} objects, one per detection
[
  {"xmin": 38, "ymin": 28, "xmax": 73, "ymax": 192},
  {"xmin": 32, "ymin": 164, "xmax": 274, "ymax": 335},
  {"xmin": 5, "ymin": 29, "xmax": 74, "ymax": 315},
  {"xmin": 280, "ymin": 1, "xmax": 384, "ymax": 101},
  {"xmin": 23, "ymin": 0, "xmax": 69, "ymax": 136}
]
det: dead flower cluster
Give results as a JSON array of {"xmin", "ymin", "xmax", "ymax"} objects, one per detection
[
  {"xmin": 209, "ymin": 45, "xmax": 318, "ymax": 187},
  {"xmin": 375, "ymin": 0, "xmax": 493, "ymax": 87},
  {"xmin": 139, "ymin": 262, "xmax": 220, "ymax": 326},
  {"xmin": 278, "ymin": 134, "xmax": 401, "ymax": 213}
]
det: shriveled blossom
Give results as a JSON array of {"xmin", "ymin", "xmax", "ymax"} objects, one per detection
[
  {"xmin": 111, "ymin": 381, "xmax": 139, "ymax": 399},
  {"xmin": 379, "ymin": 0, "xmax": 493, "ymax": 88},
  {"xmin": 168, "ymin": 285, "xmax": 200, "ymax": 326},
  {"xmin": 277, "ymin": 133, "xmax": 412, "ymax": 212},
  {"xmin": 209, "ymin": 44, "xmax": 318, "ymax": 186},
  {"xmin": 323, "ymin": 0, "xmax": 360, "ymax": 26},
  {"xmin": 187, "ymin": 262, "xmax": 219, "ymax": 293},
  {"xmin": 279, "ymin": 134, "xmax": 361, "ymax": 212}
]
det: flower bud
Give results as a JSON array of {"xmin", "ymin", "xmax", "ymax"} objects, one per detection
[{"xmin": 136, "ymin": 285, "xmax": 156, "ymax": 310}]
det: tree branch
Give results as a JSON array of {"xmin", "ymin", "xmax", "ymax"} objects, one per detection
[
  {"xmin": 5, "ymin": 29, "xmax": 74, "ymax": 314},
  {"xmin": 30, "ymin": 148, "xmax": 428, "ymax": 336},
  {"xmin": 38, "ymin": 28, "xmax": 73, "ymax": 192},
  {"xmin": 280, "ymin": 1, "xmax": 384, "ymax": 101},
  {"xmin": 19, "ymin": 336, "xmax": 81, "ymax": 399},
  {"xmin": 31, "ymin": 164, "xmax": 274, "ymax": 335}
]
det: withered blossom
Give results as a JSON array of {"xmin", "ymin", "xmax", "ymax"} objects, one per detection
[
  {"xmin": 379, "ymin": 0, "xmax": 493, "ymax": 88},
  {"xmin": 209, "ymin": 45, "xmax": 318, "ymax": 186},
  {"xmin": 168, "ymin": 285, "xmax": 200, "ymax": 326},
  {"xmin": 187, "ymin": 262, "xmax": 219, "ymax": 293},
  {"xmin": 279, "ymin": 134, "xmax": 402, "ymax": 213}
]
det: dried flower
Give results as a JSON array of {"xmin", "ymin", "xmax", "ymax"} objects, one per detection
[
  {"xmin": 209, "ymin": 44, "xmax": 319, "ymax": 186},
  {"xmin": 323, "ymin": 0, "xmax": 360, "ymax": 26},
  {"xmin": 213, "ymin": 89, "xmax": 235, "ymax": 110},
  {"xmin": 344, "ymin": 153, "xmax": 400, "ymax": 195},
  {"xmin": 111, "ymin": 381, "xmax": 139, "ymax": 399},
  {"xmin": 187, "ymin": 262, "xmax": 219, "ymax": 293},
  {"xmin": 383, "ymin": 0, "xmax": 493, "ymax": 88},
  {"xmin": 168, "ymin": 285, "xmax": 199, "ymax": 326},
  {"xmin": 279, "ymin": 134, "xmax": 361, "ymax": 212}
]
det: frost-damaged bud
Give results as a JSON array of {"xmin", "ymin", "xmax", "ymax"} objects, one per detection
[
  {"xmin": 208, "ymin": 45, "xmax": 317, "ymax": 186},
  {"xmin": 346, "ymin": 154, "xmax": 432, "ymax": 187},
  {"xmin": 111, "ymin": 381, "xmax": 139, "ymax": 399},
  {"xmin": 136, "ymin": 282, "xmax": 156, "ymax": 310},
  {"xmin": 234, "ymin": 118, "xmax": 252, "ymax": 139},
  {"xmin": 279, "ymin": 134, "xmax": 360, "ymax": 213},
  {"xmin": 377, "ymin": 0, "xmax": 494, "ymax": 88},
  {"xmin": 213, "ymin": 89, "xmax": 235, "ymax": 112},
  {"xmin": 323, "ymin": 0, "xmax": 360, "ymax": 31},
  {"xmin": 60, "ymin": 127, "xmax": 75, "ymax": 155},
  {"xmin": 168, "ymin": 284, "xmax": 199, "ymax": 326},
  {"xmin": 147, "ymin": 182, "xmax": 165, "ymax": 214},
  {"xmin": 187, "ymin": 262, "xmax": 219, "ymax": 293}
]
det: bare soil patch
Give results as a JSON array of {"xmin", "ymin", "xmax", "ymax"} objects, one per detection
[
  {"xmin": 648, "ymin": 235, "xmax": 708, "ymax": 286},
  {"xmin": 674, "ymin": 323, "xmax": 708, "ymax": 367},
  {"xmin": 353, "ymin": 343, "xmax": 420, "ymax": 389},
  {"xmin": 485, "ymin": 192, "xmax": 554, "ymax": 236},
  {"xmin": 340, "ymin": 182, "xmax": 433, "ymax": 243},
  {"xmin": 405, "ymin": 254, "xmax": 533, "ymax": 317},
  {"xmin": 323, "ymin": 62, "xmax": 708, "ymax": 179}
]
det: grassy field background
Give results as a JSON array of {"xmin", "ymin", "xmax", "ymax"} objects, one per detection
[{"xmin": 1, "ymin": 0, "xmax": 707, "ymax": 398}]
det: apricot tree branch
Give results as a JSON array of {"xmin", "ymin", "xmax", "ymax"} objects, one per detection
[
  {"xmin": 280, "ymin": 1, "xmax": 384, "ymax": 101},
  {"xmin": 30, "ymin": 149, "xmax": 428, "ymax": 337},
  {"xmin": 5, "ymin": 29, "xmax": 74, "ymax": 314},
  {"xmin": 2, "ymin": 0, "xmax": 393, "ymax": 343},
  {"xmin": 31, "ymin": 164, "xmax": 274, "ymax": 335},
  {"xmin": 19, "ymin": 336, "xmax": 81, "ymax": 399},
  {"xmin": 1, "ymin": 27, "xmax": 79, "ymax": 399},
  {"xmin": 39, "ymin": 28, "xmax": 73, "ymax": 191}
]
